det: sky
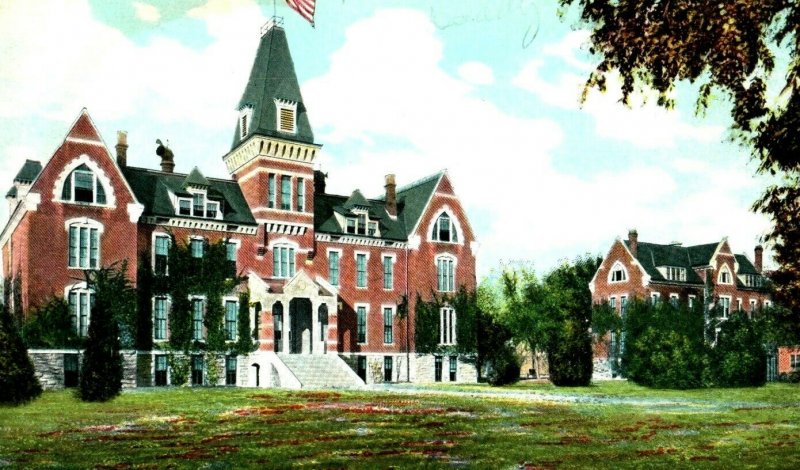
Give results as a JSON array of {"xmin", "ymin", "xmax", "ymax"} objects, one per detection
[{"xmin": 0, "ymin": 0, "xmax": 777, "ymax": 278}]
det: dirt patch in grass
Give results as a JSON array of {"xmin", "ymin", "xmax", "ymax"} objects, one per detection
[
  {"xmin": 264, "ymin": 436, "xmax": 344, "ymax": 447},
  {"xmin": 435, "ymin": 431, "xmax": 474, "ymax": 438},
  {"xmin": 637, "ymin": 447, "xmax": 677, "ymax": 457},
  {"xmin": 690, "ymin": 456, "xmax": 720, "ymax": 462},
  {"xmin": 200, "ymin": 431, "xmax": 262, "ymax": 444}
]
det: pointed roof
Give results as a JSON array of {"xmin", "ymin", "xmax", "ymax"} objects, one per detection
[
  {"xmin": 183, "ymin": 166, "xmax": 210, "ymax": 188},
  {"xmin": 66, "ymin": 108, "xmax": 103, "ymax": 143},
  {"xmin": 12, "ymin": 160, "xmax": 42, "ymax": 184},
  {"xmin": 231, "ymin": 25, "xmax": 314, "ymax": 149},
  {"xmin": 343, "ymin": 189, "xmax": 370, "ymax": 210}
]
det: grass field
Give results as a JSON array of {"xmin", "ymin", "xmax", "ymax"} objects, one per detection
[{"xmin": 1, "ymin": 381, "xmax": 799, "ymax": 469}]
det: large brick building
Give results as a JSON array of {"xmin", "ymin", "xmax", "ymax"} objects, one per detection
[
  {"xmin": 0, "ymin": 22, "xmax": 478, "ymax": 388},
  {"xmin": 589, "ymin": 229, "xmax": 785, "ymax": 377}
]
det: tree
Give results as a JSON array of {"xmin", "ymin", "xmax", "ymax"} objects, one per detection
[
  {"xmin": 542, "ymin": 255, "xmax": 600, "ymax": 386},
  {"xmin": 561, "ymin": 0, "xmax": 800, "ymax": 312},
  {"xmin": 21, "ymin": 298, "xmax": 81, "ymax": 349},
  {"xmin": 0, "ymin": 302, "xmax": 42, "ymax": 405},
  {"xmin": 78, "ymin": 263, "xmax": 135, "ymax": 402}
]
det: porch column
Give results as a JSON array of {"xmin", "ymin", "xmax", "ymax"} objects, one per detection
[
  {"xmin": 311, "ymin": 301, "xmax": 320, "ymax": 355},
  {"xmin": 282, "ymin": 298, "xmax": 291, "ymax": 354}
]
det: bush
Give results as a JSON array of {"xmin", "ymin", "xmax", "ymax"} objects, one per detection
[
  {"xmin": 778, "ymin": 371, "xmax": 800, "ymax": 383},
  {"xmin": 21, "ymin": 298, "xmax": 81, "ymax": 349},
  {"xmin": 486, "ymin": 345, "xmax": 520, "ymax": 386},
  {"xmin": 205, "ymin": 353, "xmax": 222, "ymax": 386},
  {"xmin": 547, "ymin": 318, "xmax": 593, "ymax": 387},
  {"xmin": 709, "ymin": 312, "xmax": 767, "ymax": 387},
  {"xmin": 168, "ymin": 354, "xmax": 190, "ymax": 386},
  {"xmin": 0, "ymin": 304, "xmax": 42, "ymax": 405}
]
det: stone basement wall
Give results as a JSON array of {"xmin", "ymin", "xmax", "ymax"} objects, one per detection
[
  {"xmin": 411, "ymin": 354, "xmax": 478, "ymax": 384},
  {"xmin": 29, "ymin": 349, "xmax": 138, "ymax": 390},
  {"xmin": 340, "ymin": 354, "xmax": 410, "ymax": 384}
]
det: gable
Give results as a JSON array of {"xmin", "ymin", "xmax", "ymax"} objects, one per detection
[{"xmin": 435, "ymin": 173, "xmax": 455, "ymax": 196}]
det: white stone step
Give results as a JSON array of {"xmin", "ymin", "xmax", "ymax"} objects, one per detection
[{"xmin": 276, "ymin": 354, "xmax": 365, "ymax": 389}]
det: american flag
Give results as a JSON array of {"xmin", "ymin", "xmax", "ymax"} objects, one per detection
[{"xmin": 285, "ymin": 0, "xmax": 316, "ymax": 26}]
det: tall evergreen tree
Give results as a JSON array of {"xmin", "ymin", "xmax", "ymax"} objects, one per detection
[
  {"xmin": 0, "ymin": 302, "xmax": 42, "ymax": 405},
  {"xmin": 78, "ymin": 264, "xmax": 134, "ymax": 402}
]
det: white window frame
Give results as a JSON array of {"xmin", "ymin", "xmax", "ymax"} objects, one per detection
[
  {"xmin": 272, "ymin": 244, "xmax": 296, "ymax": 279},
  {"xmin": 435, "ymin": 254, "xmax": 457, "ymax": 293},
  {"xmin": 354, "ymin": 251, "xmax": 370, "ymax": 289},
  {"xmin": 719, "ymin": 296, "xmax": 732, "ymax": 318},
  {"xmin": 223, "ymin": 296, "xmax": 239, "ymax": 342},
  {"xmin": 190, "ymin": 295, "xmax": 206, "ymax": 342},
  {"xmin": 54, "ymin": 155, "xmax": 115, "ymax": 208},
  {"xmin": 718, "ymin": 265, "xmax": 733, "ymax": 285},
  {"xmin": 274, "ymin": 99, "xmax": 298, "ymax": 134},
  {"xmin": 440, "ymin": 306, "xmax": 457, "ymax": 346},
  {"xmin": 609, "ymin": 296, "xmax": 616, "ymax": 310},
  {"xmin": 239, "ymin": 106, "xmax": 253, "ymax": 139},
  {"xmin": 189, "ymin": 235, "xmax": 205, "ymax": 258},
  {"xmin": 355, "ymin": 303, "xmax": 369, "ymax": 345},
  {"xmin": 327, "ymin": 248, "xmax": 342, "ymax": 286},
  {"xmin": 669, "ymin": 293, "xmax": 679, "ymax": 307},
  {"xmin": 428, "ymin": 209, "xmax": 463, "ymax": 244},
  {"xmin": 381, "ymin": 304, "xmax": 396, "ymax": 345},
  {"xmin": 152, "ymin": 232, "xmax": 171, "ymax": 275},
  {"xmin": 750, "ymin": 299, "xmax": 757, "ymax": 312},
  {"xmin": 764, "ymin": 300, "xmax": 772, "ymax": 309},
  {"xmin": 650, "ymin": 292, "xmax": 661, "ymax": 305},
  {"xmin": 736, "ymin": 298, "xmax": 743, "ymax": 312},
  {"xmin": 296, "ymin": 177, "xmax": 305, "ymax": 212},
  {"xmin": 152, "ymin": 295, "xmax": 170, "ymax": 341},
  {"xmin": 65, "ymin": 218, "xmax": 103, "ymax": 270},
  {"xmin": 608, "ymin": 261, "xmax": 628, "ymax": 283},
  {"xmin": 382, "ymin": 253, "xmax": 396, "ymax": 291},
  {"xmin": 65, "ymin": 283, "xmax": 93, "ymax": 338}
]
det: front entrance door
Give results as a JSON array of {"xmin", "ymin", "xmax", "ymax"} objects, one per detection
[{"xmin": 289, "ymin": 298, "xmax": 312, "ymax": 354}]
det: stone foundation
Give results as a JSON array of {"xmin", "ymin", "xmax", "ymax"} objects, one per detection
[{"xmin": 29, "ymin": 349, "xmax": 138, "ymax": 390}]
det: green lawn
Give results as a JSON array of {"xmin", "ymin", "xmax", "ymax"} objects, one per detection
[{"xmin": 1, "ymin": 382, "xmax": 799, "ymax": 469}]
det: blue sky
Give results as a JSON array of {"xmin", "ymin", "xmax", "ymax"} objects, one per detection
[{"xmin": 0, "ymin": 0, "xmax": 775, "ymax": 277}]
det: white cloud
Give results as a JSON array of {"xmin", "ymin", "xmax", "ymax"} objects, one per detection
[
  {"xmin": 457, "ymin": 61, "xmax": 495, "ymax": 85},
  {"xmin": 133, "ymin": 2, "xmax": 161, "ymax": 23}
]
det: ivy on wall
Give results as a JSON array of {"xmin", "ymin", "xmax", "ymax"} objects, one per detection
[{"xmin": 414, "ymin": 286, "xmax": 478, "ymax": 356}]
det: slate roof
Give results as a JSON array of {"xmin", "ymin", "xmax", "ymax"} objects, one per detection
[
  {"xmin": 231, "ymin": 25, "xmax": 314, "ymax": 149},
  {"xmin": 183, "ymin": 167, "xmax": 210, "ymax": 188},
  {"xmin": 122, "ymin": 167, "xmax": 257, "ymax": 226},
  {"xmin": 735, "ymin": 254, "xmax": 760, "ymax": 275},
  {"xmin": 13, "ymin": 160, "xmax": 42, "ymax": 183},
  {"xmin": 314, "ymin": 172, "xmax": 444, "ymax": 241}
]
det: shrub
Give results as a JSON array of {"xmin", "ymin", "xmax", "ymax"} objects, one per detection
[
  {"xmin": 168, "ymin": 354, "xmax": 190, "ymax": 386},
  {"xmin": 547, "ymin": 318, "xmax": 593, "ymax": 386},
  {"xmin": 0, "ymin": 304, "xmax": 42, "ymax": 405},
  {"xmin": 205, "ymin": 353, "xmax": 222, "ymax": 386},
  {"xmin": 709, "ymin": 312, "xmax": 767, "ymax": 387},
  {"xmin": 21, "ymin": 298, "xmax": 81, "ymax": 349},
  {"xmin": 778, "ymin": 371, "xmax": 800, "ymax": 383},
  {"xmin": 486, "ymin": 344, "xmax": 520, "ymax": 386}
]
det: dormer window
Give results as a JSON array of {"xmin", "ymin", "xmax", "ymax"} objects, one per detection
[
  {"xmin": 207, "ymin": 201, "xmax": 219, "ymax": 218},
  {"xmin": 346, "ymin": 218, "xmax": 356, "ymax": 234},
  {"xmin": 368, "ymin": 222, "xmax": 378, "ymax": 237},
  {"xmin": 357, "ymin": 213, "xmax": 367, "ymax": 235},
  {"xmin": 432, "ymin": 213, "xmax": 458, "ymax": 243},
  {"xmin": 346, "ymin": 211, "xmax": 375, "ymax": 236},
  {"xmin": 665, "ymin": 266, "xmax": 686, "ymax": 282},
  {"xmin": 742, "ymin": 274, "xmax": 762, "ymax": 288},
  {"xmin": 275, "ymin": 99, "xmax": 297, "ymax": 134},
  {"xmin": 61, "ymin": 164, "xmax": 107, "ymax": 205},
  {"xmin": 239, "ymin": 106, "xmax": 253, "ymax": 140},
  {"xmin": 178, "ymin": 199, "xmax": 191, "ymax": 216},
  {"xmin": 193, "ymin": 193, "xmax": 205, "ymax": 216},
  {"xmin": 176, "ymin": 193, "xmax": 221, "ymax": 219}
]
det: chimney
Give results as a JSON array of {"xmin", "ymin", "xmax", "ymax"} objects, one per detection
[
  {"xmin": 156, "ymin": 139, "xmax": 174, "ymax": 173},
  {"xmin": 754, "ymin": 245, "xmax": 763, "ymax": 273},
  {"xmin": 314, "ymin": 170, "xmax": 326, "ymax": 194},
  {"xmin": 115, "ymin": 131, "xmax": 128, "ymax": 168},
  {"xmin": 385, "ymin": 174, "xmax": 397, "ymax": 217},
  {"xmin": 628, "ymin": 229, "xmax": 638, "ymax": 257}
]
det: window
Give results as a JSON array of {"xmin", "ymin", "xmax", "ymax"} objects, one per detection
[
  {"xmin": 737, "ymin": 298, "xmax": 743, "ymax": 312},
  {"xmin": 384, "ymin": 356, "xmax": 393, "ymax": 383},
  {"xmin": 689, "ymin": 295, "xmax": 696, "ymax": 309},
  {"xmin": 357, "ymin": 356, "xmax": 367, "ymax": 381},
  {"xmin": 434, "ymin": 356, "xmax": 443, "ymax": 382},
  {"xmin": 437, "ymin": 256, "xmax": 455, "ymax": 292},
  {"xmin": 432, "ymin": 213, "xmax": 458, "ymax": 242},
  {"xmin": 190, "ymin": 238, "xmax": 204, "ymax": 258},
  {"xmin": 764, "ymin": 300, "xmax": 772, "ymax": 308},
  {"xmin": 356, "ymin": 253, "xmax": 367, "ymax": 288},
  {"xmin": 64, "ymin": 354, "xmax": 79, "ymax": 388},
  {"xmin": 620, "ymin": 296, "xmax": 628, "ymax": 316},
  {"xmin": 226, "ymin": 241, "xmax": 238, "ymax": 277},
  {"xmin": 383, "ymin": 307, "xmax": 393, "ymax": 344},
  {"xmin": 226, "ymin": 356, "xmax": 237, "ymax": 386},
  {"xmin": 383, "ymin": 256, "xmax": 394, "ymax": 290},
  {"xmin": 155, "ymin": 355, "xmax": 168, "ymax": 386},
  {"xmin": 68, "ymin": 223, "xmax": 100, "ymax": 269},
  {"xmin": 718, "ymin": 266, "xmax": 732, "ymax": 285},
  {"xmin": 178, "ymin": 199, "xmax": 191, "ymax": 216},
  {"xmin": 750, "ymin": 299, "xmax": 757, "ymax": 312},
  {"xmin": 609, "ymin": 262, "xmax": 627, "ymax": 283},
  {"xmin": 791, "ymin": 354, "xmax": 800, "ymax": 370},
  {"xmin": 744, "ymin": 274, "xmax": 762, "ymax": 288},
  {"xmin": 225, "ymin": 300, "xmax": 238, "ymax": 341},
  {"xmin": 154, "ymin": 235, "xmax": 170, "ymax": 275},
  {"xmin": 240, "ymin": 113, "xmax": 248, "ymax": 137},
  {"xmin": 440, "ymin": 307, "xmax": 456, "ymax": 345},
  {"xmin": 206, "ymin": 201, "xmax": 219, "ymax": 218},
  {"xmin": 609, "ymin": 297, "xmax": 616, "ymax": 310},
  {"xmin": 154, "ymin": 297, "xmax": 167, "ymax": 340},
  {"xmin": 650, "ymin": 292, "xmax": 660, "ymax": 305},
  {"xmin": 665, "ymin": 266, "xmax": 687, "ymax": 282},
  {"xmin": 268, "ymin": 174, "xmax": 276, "ymax": 209},
  {"xmin": 449, "ymin": 356, "xmax": 457, "ymax": 382},
  {"xmin": 346, "ymin": 218, "xmax": 356, "ymax": 234},
  {"xmin": 192, "ymin": 193, "xmax": 205, "ymax": 217},
  {"xmin": 273, "ymin": 245, "xmax": 296, "ymax": 278},
  {"xmin": 192, "ymin": 298, "xmax": 204, "ymax": 341},
  {"xmin": 328, "ymin": 251, "xmax": 340, "ymax": 286},
  {"xmin": 357, "ymin": 214, "xmax": 367, "ymax": 236},
  {"xmin": 61, "ymin": 164, "xmax": 106, "ymax": 205},
  {"xmin": 296, "ymin": 178, "xmax": 305, "ymax": 212},
  {"xmin": 368, "ymin": 222, "xmax": 378, "ymax": 237},
  {"xmin": 281, "ymin": 176, "xmax": 291, "ymax": 210},
  {"xmin": 319, "ymin": 304, "xmax": 328, "ymax": 341},
  {"xmin": 356, "ymin": 306, "xmax": 367, "ymax": 343},
  {"xmin": 68, "ymin": 289, "xmax": 92, "ymax": 337},
  {"xmin": 720, "ymin": 297, "xmax": 731, "ymax": 318},
  {"xmin": 191, "ymin": 355, "xmax": 204, "ymax": 386},
  {"xmin": 669, "ymin": 294, "xmax": 679, "ymax": 307}
]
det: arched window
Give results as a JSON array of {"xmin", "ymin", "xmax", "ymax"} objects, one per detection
[
  {"xmin": 718, "ymin": 265, "xmax": 733, "ymax": 285},
  {"xmin": 61, "ymin": 164, "xmax": 107, "ymax": 204},
  {"xmin": 431, "ymin": 213, "xmax": 459, "ymax": 243},
  {"xmin": 608, "ymin": 261, "xmax": 628, "ymax": 283},
  {"xmin": 66, "ymin": 284, "xmax": 93, "ymax": 338},
  {"xmin": 65, "ymin": 218, "xmax": 103, "ymax": 269},
  {"xmin": 436, "ymin": 255, "xmax": 456, "ymax": 292}
]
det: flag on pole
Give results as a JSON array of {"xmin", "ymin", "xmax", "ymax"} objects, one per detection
[{"xmin": 285, "ymin": 0, "xmax": 315, "ymax": 26}]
